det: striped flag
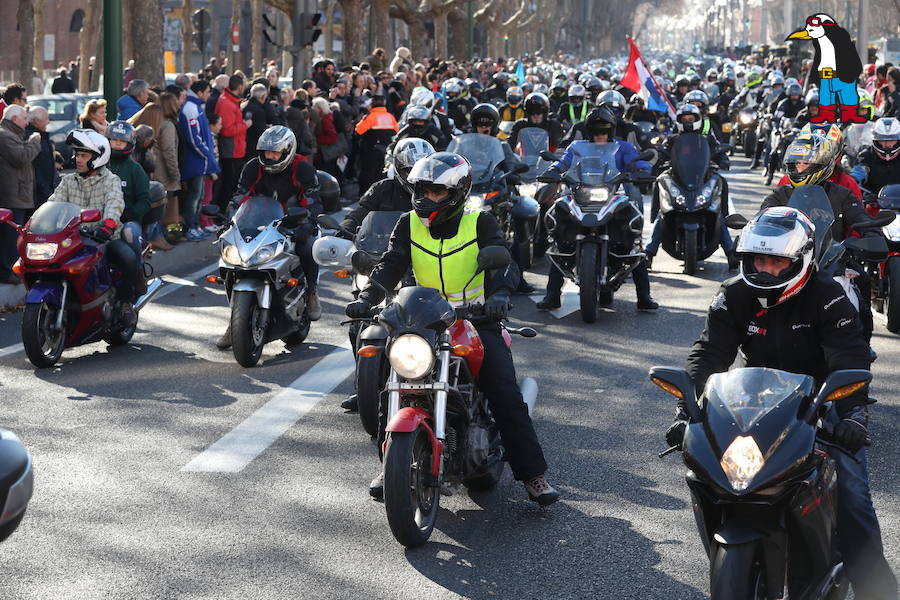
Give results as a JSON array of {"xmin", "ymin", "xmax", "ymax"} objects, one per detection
[{"xmin": 620, "ymin": 37, "xmax": 677, "ymax": 121}]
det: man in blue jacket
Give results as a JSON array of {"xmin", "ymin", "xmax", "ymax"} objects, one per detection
[
  {"xmin": 116, "ymin": 79, "xmax": 149, "ymax": 121},
  {"xmin": 178, "ymin": 79, "xmax": 221, "ymax": 241},
  {"xmin": 536, "ymin": 106, "xmax": 658, "ymax": 311}
]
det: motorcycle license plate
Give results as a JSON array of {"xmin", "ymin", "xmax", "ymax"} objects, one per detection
[{"xmin": 722, "ymin": 123, "xmax": 733, "ymax": 133}]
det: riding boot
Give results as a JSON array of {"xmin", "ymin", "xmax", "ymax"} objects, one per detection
[
  {"xmin": 811, "ymin": 105, "xmax": 836, "ymax": 123},
  {"xmin": 216, "ymin": 324, "xmax": 233, "ymax": 349}
]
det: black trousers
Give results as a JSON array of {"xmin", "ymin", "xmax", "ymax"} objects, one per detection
[
  {"xmin": 216, "ymin": 157, "xmax": 245, "ymax": 210},
  {"xmin": 0, "ymin": 208, "xmax": 32, "ymax": 279},
  {"xmin": 377, "ymin": 324, "xmax": 548, "ymax": 482},
  {"xmin": 106, "ymin": 238, "xmax": 140, "ymax": 302}
]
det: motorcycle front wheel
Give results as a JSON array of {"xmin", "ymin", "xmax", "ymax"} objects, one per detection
[
  {"xmin": 578, "ymin": 243, "xmax": 599, "ymax": 323},
  {"xmin": 682, "ymin": 228, "xmax": 698, "ymax": 275},
  {"xmin": 743, "ymin": 130, "xmax": 756, "ymax": 159},
  {"xmin": 22, "ymin": 302, "xmax": 65, "ymax": 368},
  {"xmin": 710, "ymin": 543, "xmax": 768, "ymax": 600},
  {"xmin": 231, "ymin": 292, "xmax": 267, "ymax": 367},
  {"xmin": 383, "ymin": 426, "xmax": 439, "ymax": 548},
  {"xmin": 356, "ymin": 353, "xmax": 388, "ymax": 437}
]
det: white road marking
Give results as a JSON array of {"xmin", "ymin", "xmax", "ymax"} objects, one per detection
[
  {"xmin": 181, "ymin": 344, "xmax": 356, "ymax": 473},
  {"xmin": 0, "ymin": 343, "xmax": 24, "ymax": 358}
]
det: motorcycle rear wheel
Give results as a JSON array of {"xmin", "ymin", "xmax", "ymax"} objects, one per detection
[
  {"xmin": 384, "ymin": 426, "xmax": 439, "ymax": 548},
  {"xmin": 356, "ymin": 353, "xmax": 388, "ymax": 437},
  {"xmin": 231, "ymin": 292, "xmax": 266, "ymax": 367},
  {"xmin": 578, "ymin": 243, "xmax": 599, "ymax": 323},
  {"xmin": 710, "ymin": 543, "xmax": 768, "ymax": 600},
  {"xmin": 683, "ymin": 228, "xmax": 698, "ymax": 276},
  {"xmin": 886, "ymin": 257, "xmax": 900, "ymax": 333},
  {"xmin": 282, "ymin": 306, "xmax": 311, "ymax": 346},
  {"xmin": 22, "ymin": 302, "xmax": 65, "ymax": 368}
]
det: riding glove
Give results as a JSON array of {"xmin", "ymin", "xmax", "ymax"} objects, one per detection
[
  {"xmin": 346, "ymin": 299, "xmax": 373, "ymax": 319},
  {"xmin": 665, "ymin": 408, "xmax": 691, "ymax": 448},
  {"xmin": 833, "ymin": 405, "xmax": 869, "ymax": 453},
  {"xmin": 95, "ymin": 219, "xmax": 117, "ymax": 242},
  {"xmin": 485, "ymin": 293, "xmax": 510, "ymax": 321}
]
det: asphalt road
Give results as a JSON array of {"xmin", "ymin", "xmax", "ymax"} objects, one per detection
[{"xmin": 0, "ymin": 156, "xmax": 897, "ymax": 600}]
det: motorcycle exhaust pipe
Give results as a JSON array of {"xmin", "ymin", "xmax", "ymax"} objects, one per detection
[
  {"xmin": 520, "ymin": 377, "xmax": 538, "ymax": 416},
  {"xmin": 135, "ymin": 278, "xmax": 164, "ymax": 312}
]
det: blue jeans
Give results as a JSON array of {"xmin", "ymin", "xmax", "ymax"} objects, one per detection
[
  {"xmin": 121, "ymin": 221, "xmax": 143, "ymax": 257},
  {"xmin": 645, "ymin": 216, "xmax": 733, "ymax": 256},
  {"xmin": 820, "ymin": 77, "xmax": 859, "ymax": 107},
  {"xmin": 832, "ymin": 438, "xmax": 897, "ymax": 599},
  {"xmin": 180, "ymin": 175, "xmax": 205, "ymax": 230}
]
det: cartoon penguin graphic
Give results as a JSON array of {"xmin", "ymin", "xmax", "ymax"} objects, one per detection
[{"xmin": 786, "ymin": 14, "xmax": 865, "ymax": 124}]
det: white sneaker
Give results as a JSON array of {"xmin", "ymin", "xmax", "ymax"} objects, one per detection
[{"xmin": 202, "ymin": 224, "xmax": 218, "ymax": 233}]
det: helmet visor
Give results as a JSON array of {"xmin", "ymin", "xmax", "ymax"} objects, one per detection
[{"xmin": 736, "ymin": 213, "xmax": 812, "ymax": 259}]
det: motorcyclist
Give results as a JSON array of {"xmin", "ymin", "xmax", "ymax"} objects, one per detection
[
  {"xmin": 584, "ymin": 76, "xmax": 606, "ymax": 104},
  {"xmin": 444, "ymin": 78, "xmax": 474, "ymax": 133},
  {"xmin": 668, "ymin": 206, "xmax": 897, "ymax": 600},
  {"xmin": 47, "ymin": 129, "xmax": 139, "ymax": 326},
  {"xmin": 498, "ymin": 86, "xmax": 526, "ymax": 124},
  {"xmin": 346, "ymin": 151, "xmax": 560, "ymax": 507},
  {"xmin": 483, "ymin": 72, "xmax": 510, "ymax": 105},
  {"xmin": 644, "ymin": 103, "xmax": 737, "ymax": 270},
  {"xmin": 794, "ymin": 89, "xmax": 820, "ymax": 130},
  {"xmin": 673, "ymin": 75, "xmax": 690, "ymax": 103},
  {"xmin": 851, "ymin": 117, "xmax": 900, "ymax": 194},
  {"xmin": 508, "ymin": 93, "xmax": 565, "ymax": 153},
  {"xmin": 702, "ymin": 68, "xmax": 720, "ymax": 103},
  {"xmin": 590, "ymin": 90, "xmax": 651, "ymax": 152},
  {"xmin": 353, "ymin": 94, "xmax": 400, "ymax": 196},
  {"xmin": 776, "ymin": 125, "xmax": 863, "ymax": 199},
  {"xmin": 216, "ymin": 126, "xmax": 321, "ymax": 349},
  {"xmin": 682, "ymin": 90, "xmax": 718, "ymax": 138},
  {"xmin": 535, "ymin": 107, "xmax": 658, "ymax": 311},
  {"xmin": 105, "ymin": 121, "xmax": 150, "ymax": 266},
  {"xmin": 750, "ymin": 82, "xmax": 805, "ymax": 170},
  {"xmin": 557, "ymin": 84, "xmax": 591, "ymax": 128},
  {"xmin": 728, "ymin": 70, "xmax": 764, "ymax": 114},
  {"xmin": 406, "ymin": 88, "xmax": 454, "ymax": 143},
  {"xmin": 393, "ymin": 105, "xmax": 448, "ymax": 151},
  {"xmin": 548, "ymin": 79, "xmax": 568, "ymax": 113}
]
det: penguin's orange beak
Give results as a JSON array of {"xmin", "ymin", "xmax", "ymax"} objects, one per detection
[{"xmin": 786, "ymin": 28, "xmax": 812, "ymax": 40}]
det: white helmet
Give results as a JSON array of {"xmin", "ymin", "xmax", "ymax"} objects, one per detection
[
  {"xmin": 736, "ymin": 207, "xmax": 816, "ymax": 308},
  {"xmin": 66, "ymin": 128, "xmax": 111, "ymax": 173},
  {"xmin": 872, "ymin": 117, "xmax": 900, "ymax": 162},
  {"xmin": 675, "ymin": 103, "xmax": 703, "ymax": 133},
  {"xmin": 391, "ymin": 137, "xmax": 435, "ymax": 193},
  {"xmin": 257, "ymin": 125, "xmax": 297, "ymax": 173},
  {"xmin": 410, "ymin": 88, "xmax": 436, "ymax": 109}
]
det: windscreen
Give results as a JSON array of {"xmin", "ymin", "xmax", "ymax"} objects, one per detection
[
  {"xmin": 706, "ymin": 368, "xmax": 810, "ymax": 432},
  {"xmin": 233, "ymin": 196, "xmax": 284, "ymax": 240},
  {"xmin": 787, "ymin": 185, "xmax": 834, "ymax": 261},
  {"xmin": 671, "ymin": 133, "xmax": 710, "ymax": 190},
  {"xmin": 516, "ymin": 127, "xmax": 550, "ymax": 179},
  {"xmin": 572, "ymin": 142, "xmax": 620, "ymax": 187},
  {"xmin": 447, "ymin": 134, "xmax": 505, "ymax": 185},
  {"xmin": 355, "ymin": 211, "xmax": 404, "ymax": 255},
  {"xmin": 843, "ymin": 122, "xmax": 875, "ymax": 156},
  {"xmin": 28, "ymin": 201, "xmax": 82, "ymax": 234}
]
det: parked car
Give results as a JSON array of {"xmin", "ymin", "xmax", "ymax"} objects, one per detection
[{"xmin": 29, "ymin": 93, "xmax": 104, "ymax": 164}]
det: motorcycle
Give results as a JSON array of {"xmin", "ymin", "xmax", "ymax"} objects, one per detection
[
  {"xmin": 841, "ymin": 121, "xmax": 876, "ymax": 170},
  {"xmin": 863, "ymin": 185, "xmax": 900, "ymax": 332},
  {"xmin": 0, "ymin": 428, "xmax": 33, "ymax": 543},
  {"xmin": 537, "ymin": 142, "xmax": 650, "ymax": 323},
  {"xmin": 764, "ymin": 118, "xmax": 800, "ymax": 186},
  {"xmin": 653, "ymin": 132, "xmax": 729, "ymax": 275},
  {"xmin": 375, "ymin": 246, "xmax": 538, "ymax": 547},
  {"xmin": 730, "ymin": 107, "xmax": 758, "ymax": 158},
  {"xmin": 203, "ymin": 197, "xmax": 312, "ymax": 368},
  {"xmin": 650, "ymin": 364, "xmax": 872, "ymax": 599},
  {"xmin": 447, "ymin": 132, "xmax": 538, "ymax": 268},
  {"xmin": 514, "ymin": 127, "xmax": 556, "ymax": 258},
  {"xmin": 0, "ymin": 202, "xmax": 163, "ymax": 368}
]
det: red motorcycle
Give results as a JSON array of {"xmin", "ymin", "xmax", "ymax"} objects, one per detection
[
  {"xmin": 360, "ymin": 247, "xmax": 537, "ymax": 548},
  {"xmin": 0, "ymin": 201, "xmax": 162, "ymax": 368}
]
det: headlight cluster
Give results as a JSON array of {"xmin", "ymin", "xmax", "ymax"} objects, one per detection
[
  {"xmin": 720, "ymin": 435, "xmax": 765, "ymax": 492},
  {"xmin": 26, "ymin": 242, "xmax": 58, "ymax": 260},
  {"xmin": 222, "ymin": 243, "xmax": 243, "ymax": 266},
  {"xmin": 695, "ymin": 178, "xmax": 720, "ymax": 210},
  {"xmin": 354, "ymin": 273, "xmax": 369, "ymax": 291},
  {"xmin": 740, "ymin": 112, "xmax": 754, "ymax": 124},
  {"xmin": 518, "ymin": 183, "xmax": 537, "ymax": 198},
  {"xmin": 388, "ymin": 334, "xmax": 435, "ymax": 380},
  {"xmin": 221, "ymin": 242, "xmax": 279, "ymax": 267},
  {"xmin": 577, "ymin": 187, "xmax": 610, "ymax": 204},
  {"xmin": 467, "ymin": 195, "xmax": 485, "ymax": 210},
  {"xmin": 884, "ymin": 220, "xmax": 900, "ymax": 242},
  {"xmin": 658, "ymin": 179, "xmax": 686, "ymax": 213}
]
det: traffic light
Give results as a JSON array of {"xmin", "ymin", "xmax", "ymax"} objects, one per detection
[
  {"xmin": 192, "ymin": 9, "xmax": 211, "ymax": 53},
  {"xmin": 294, "ymin": 12, "xmax": 323, "ymax": 47},
  {"xmin": 263, "ymin": 13, "xmax": 277, "ymax": 46}
]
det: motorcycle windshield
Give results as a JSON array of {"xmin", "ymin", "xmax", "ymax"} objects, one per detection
[
  {"xmin": 786, "ymin": 185, "xmax": 834, "ymax": 262},
  {"xmin": 515, "ymin": 127, "xmax": 550, "ymax": 179},
  {"xmin": 572, "ymin": 142, "xmax": 621, "ymax": 187},
  {"xmin": 671, "ymin": 133, "xmax": 709, "ymax": 191},
  {"xmin": 843, "ymin": 122, "xmax": 875, "ymax": 155},
  {"xmin": 233, "ymin": 196, "xmax": 284, "ymax": 241},
  {"xmin": 447, "ymin": 134, "xmax": 505, "ymax": 186},
  {"xmin": 355, "ymin": 210, "xmax": 404, "ymax": 255},
  {"xmin": 379, "ymin": 286, "xmax": 456, "ymax": 334},
  {"xmin": 28, "ymin": 201, "xmax": 82, "ymax": 234},
  {"xmin": 705, "ymin": 368, "xmax": 811, "ymax": 432},
  {"xmin": 634, "ymin": 121, "xmax": 655, "ymax": 134}
]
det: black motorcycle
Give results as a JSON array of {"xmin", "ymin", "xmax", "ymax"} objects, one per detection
[
  {"xmin": 653, "ymin": 133, "xmax": 730, "ymax": 275},
  {"xmin": 650, "ymin": 365, "xmax": 871, "ymax": 599},
  {"xmin": 538, "ymin": 142, "xmax": 651, "ymax": 322},
  {"xmin": 764, "ymin": 117, "xmax": 800, "ymax": 186},
  {"xmin": 732, "ymin": 107, "xmax": 758, "ymax": 158}
]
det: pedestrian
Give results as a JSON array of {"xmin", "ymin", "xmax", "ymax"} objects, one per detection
[
  {"xmin": 206, "ymin": 74, "xmax": 229, "ymax": 118},
  {"xmin": 199, "ymin": 113, "xmax": 222, "ymax": 233},
  {"xmin": 26, "ymin": 106, "xmax": 61, "ymax": 209},
  {"xmin": 117, "ymin": 79, "xmax": 151, "ymax": 121},
  {"xmin": 882, "ymin": 68, "xmax": 900, "ymax": 117},
  {"xmin": 31, "ymin": 69, "xmax": 45, "ymax": 96},
  {"xmin": 312, "ymin": 60, "xmax": 336, "ymax": 93},
  {"xmin": 285, "ymin": 94, "xmax": 315, "ymax": 158},
  {"xmin": 79, "ymin": 98, "xmax": 109, "ymax": 135},
  {"xmin": 0, "ymin": 105, "xmax": 42, "ymax": 285},
  {"xmin": 242, "ymin": 83, "xmax": 273, "ymax": 161},
  {"xmin": 389, "ymin": 47, "xmax": 413, "ymax": 74},
  {"xmin": 178, "ymin": 79, "xmax": 220, "ymax": 241},
  {"xmin": 2, "ymin": 84, "xmax": 28, "ymax": 110},
  {"xmin": 122, "ymin": 59, "xmax": 137, "ymax": 91},
  {"xmin": 51, "ymin": 67, "xmax": 76, "ymax": 94},
  {"xmin": 214, "ymin": 74, "xmax": 252, "ymax": 210},
  {"xmin": 354, "ymin": 94, "xmax": 398, "ymax": 195},
  {"xmin": 155, "ymin": 92, "xmax": 183, "ymax": 241},
  {"xmin": 311, "ymin": 97, "xmax": 343, "ymax": 188},
  {"xmin": 365, "ymin": 48, "xmax": 387, "ymax": 73}
]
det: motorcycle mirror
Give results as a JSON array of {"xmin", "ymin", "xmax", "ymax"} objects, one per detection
[
  {"xmin": 725, "ymin": 214, "xmax": 748, "ymax": 229},
  {"xmin": 351, "ymin": 249, "xmax": 380, "ymax": 275},
  {"xmin": 844, "ymin": 235, "xmax": 889, "ymax": 262},
  {"xmin": 857, "ymin": 210, "xmax": 895, "ymax": 229},
  {"xmin": 80, "ymin": 208, "xmax": 102, "ymax": 223},
  {"xmin": 514, "ymin": 163, "xmax": 530, "ymax": 174},
  {"xmin": 201, "ymin": 205, "xmax": 221, "ymax": 217},
  {"xmin": 648, "ymin": 366, "xmax": 701, "ymax": 422},
  {"xmin": 317, "ymin": 214, "xmax": 342, "ymax": 230},
  {"xmin": 540, "ymin": 150, "xmax": 557, "ymax": 161},
  {"xmin": 0, "ymin": 209, "xmax": 11, "ymax": 223},
  {"xmin": 805, "ymin": 369, "xmax": 872, "ymax": 425}
]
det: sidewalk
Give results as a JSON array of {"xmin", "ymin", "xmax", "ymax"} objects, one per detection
[{"xmin": 0, "ymin": 236, "xmax": 220, "ymax": 310}]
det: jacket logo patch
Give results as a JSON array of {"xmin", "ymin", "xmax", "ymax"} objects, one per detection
[
  {"xmin": 838, "ymin": 318, "xmax": 853, "ymax": 328},
  {"xmin": 792, "ymin": 323, "xmax": 811, "ymax": 330},
  {"xmin": 748, "ymin": 324, "xmax": 767, "ymax": 336},
  {"xmin": 824, "ymin": 295, "xmax": 843, "ymax": 310},
  {"xmin": 121, "ymin": 181, "xmax": 127, "ymax": 187},
  {"xmin": 709, "ymin": 292, "xmax": 727, "ymax": 311}
]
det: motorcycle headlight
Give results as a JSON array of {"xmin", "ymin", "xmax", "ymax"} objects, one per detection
[
  {"xmin": 354, "ymin": 273, "xmax": 369, "ymax": 291},
  {"xmin": 248, "ymin": 243, "xmax": 278, "ymax": 265},
  {"xmin": 740, "ymin": 113, "xmax": 753, "ymax": 124},
  {"xmin": 388, "ymin": 334, "xmax": 435, "ymax": 380},
  {"xmin": 577, "ymin": 187, "xmax": 609, "ymax": 204},
  {"xmin": 720, "ymin": 435, "xmax": 765, "ymax": 492},
  {"xmin": 25, "ymin": 242, "xmax": 58, "ymax": 260},
  {"xmin": 883, "ymin": 220, "xmax": 900, "ymax": 242},
  {"xmin": 518, "ymin": 183, "xmax": 537, "ymax": 198},
  {"xmin": 467, "ymin": 194, "xmax": 485, "ymax": 210},
  {"xmin": 222, "ymin": 243, "xmax": 243, "ymax": 266},
  {"xmin": 696, "ymin": 178, "xmax": 719, "ymax": 210}
]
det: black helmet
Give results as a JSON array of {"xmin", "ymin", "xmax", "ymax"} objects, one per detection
[
  {"xmin": 467, "ymin": 79, "xmax": 483, "ymax": 97},
  {"xmin": 471, "ymin": 103, "xmax": 501, "ymax": 135},
  {"xmin": 316, "ymin": 169, "xmax": 341, "ymax": 209},
  {"xmin": 596, "ymin": 90, "xmax": 627, "ymax": 118},
  {"xmin": 408, "ymin": 152, "xmax": 472, "ymax": 228},
  {"xmin": 405, "ymin": 105, "xmax": 432, "ymax": 136},
  {"xmin": 585, "ymin": 106, "xmax": 617, "ymax": 138},
  {"xmin": 584, "ymin": 76, "xmax": 604, "ymax": 98},
  {"xmin": 257, "ymin": 125, "xmax": 297, "ymax": 173},
  {"xmin": 676, "ymin": 74, "xmax": 690, "ymax": 88},
  {"xmin": 805, "ymin": 89, "xmax": 820, "ymax": 107},
  {"xmin": 106, "ymin": 120, "xmax": 135, "ymax": 158},
  {"xmin": 689, "ymin": 73, "xmax": 702, "ymax": 87},
  {"xmin": 523, "ymin": 92, "xmax": 549, "ymax": 118},
  {"xmin": 786, "ymin": 83, "xmax": 803, "ymax": 99}
]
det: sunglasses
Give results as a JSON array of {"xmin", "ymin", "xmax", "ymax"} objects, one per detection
[{"xmin": 805, "ymin": 16, "xmax": 834, "ymax": 27}]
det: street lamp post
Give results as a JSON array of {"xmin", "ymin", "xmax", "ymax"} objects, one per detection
[{"xmin": 103, "ymin": 0, "xmax": 122, "ymax": 118}]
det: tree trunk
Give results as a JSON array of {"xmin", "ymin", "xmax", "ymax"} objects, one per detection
[
  {"xmin": 94, "ymin": 10, "xmax": 104, "ymax": 93},
  {"xmin": 251, "ymin": 0, "xmax": 262, "ymax": 76},
  {"xmin": 373, "ymin": 0, "xmax": 392, "ymax": 60},
  {"xmin": 227, "ymin": 0, "xmax": 240, "ymax": 75},
  {"xmin": 405, "ymin": 14, "xmax": 428, "ymax": 61},
  {"xmin": 132, "ymin": 0, "xmax": 165, "ymax": 88},
  {"xmin": 33, "ymin": 0, "xmax": 44, "ymax": 73},
  {"xmin": 16, "ymin": 0, "xmax": 35, "ymax": 93},
  {"xmin": 280, "ymin": 10, "xmax": 292, "ymax": 75},
  {"xmin": 448, "ymin": 10, "xmax": 466, "ymax": 59},
  {"xmin": 78, "ymin": 0, "xmax": 98, "ymax": 92},
  {"xmin": 122, "ymin": 0, "xmax": 134, "ymax": 66},
  {"xmin": 324, "ymin": 1, "xmax": 336, "ymax": 58},
  {"xmin": 183, "ymin": 0, "xmax": 194, "ymax": 72},
  {"xmin": 432, "ymin": 9, "xmax": 449, "ymax": 60},
  {"xmin": 338, "ymin": 0, "xmax": 366, "ymax": 64}
]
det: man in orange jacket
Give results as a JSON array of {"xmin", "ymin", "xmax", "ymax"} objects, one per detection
[
  {"xmin": 354, "ymin": 95, "xmax": 399, "ymax": 196},
  {"xmin": 214, "ymin": 75, "xmax": 252, "ymax": 209}
]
